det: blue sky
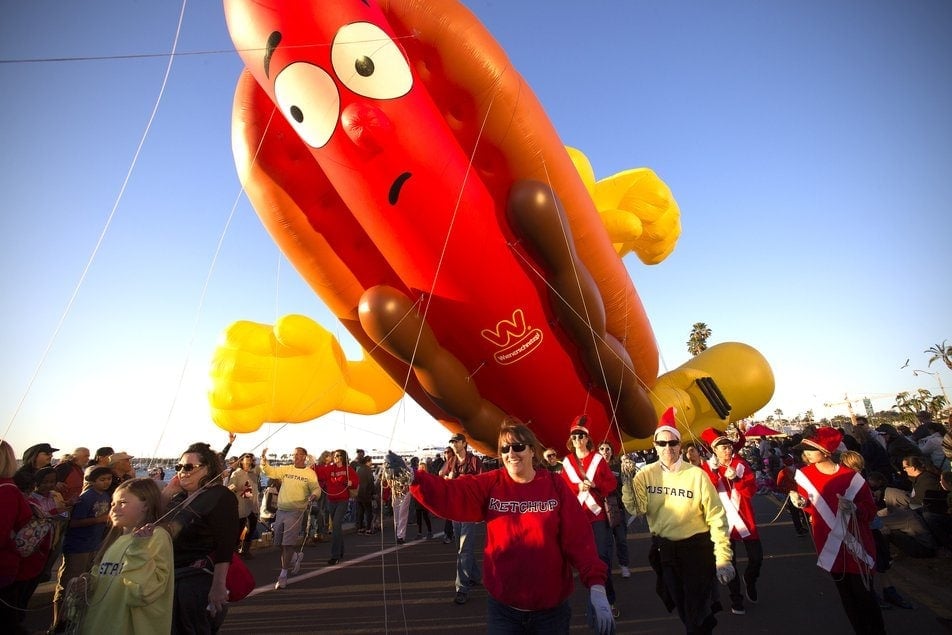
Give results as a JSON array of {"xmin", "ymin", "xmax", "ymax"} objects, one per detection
[{"xmin": 1, "ymin": 1, "xmax": 949, "ymax": 459}]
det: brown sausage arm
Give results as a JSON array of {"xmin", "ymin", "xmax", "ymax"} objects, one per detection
[
  {"xmin": 506, "ymin": 181, "xmax": 656, "ymax": 438},
  {"xmin": 358, "ymin": 285, "xmax": 508, "ymax": 449}
]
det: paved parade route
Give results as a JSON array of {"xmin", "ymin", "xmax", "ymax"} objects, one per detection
[{"xmin": 24, "ymin": 494, "xmax": 950, "ymax": 633}]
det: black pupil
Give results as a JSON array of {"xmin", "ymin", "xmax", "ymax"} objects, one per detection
[
  {"xmin": 355, "ymin": 56, "xmax": 374, "ymax": 77},
  {"xmin": 290, "ymin": 105, "xmax": 303, "ymax": 123}
]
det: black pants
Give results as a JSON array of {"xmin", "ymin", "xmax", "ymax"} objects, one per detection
[
  {"xmin": 832, "ymin": 572, "xmax": 884, "ymax": 635},
  {"xmin": 727, "ymin": 538, "xmax": 762, "ymax": 605},
  {"xmin": 416, "ymin": 507, "xmax": 432, "ymax": 533},
  {"xmin": 173, "ymin": 567, "xmax": 227, "ymax": 634},
  {"xmin": 238, "ymin": 513, "xmax": 257, "ymax": 553},
  {"xmin": 649, "ymin": 533, "xmax": 717, "ymax": 634}
]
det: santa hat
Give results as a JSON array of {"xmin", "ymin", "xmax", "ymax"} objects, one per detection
[
  {"xmin": 792, "ymin": 427, "xmax": 842, "ymax": 455},
  {"xmin": 569, "ymin": 414, "xmax": 590, "ymax": 435},
  {"xmin": 700, "ymin": 427, "xmax": 732, "ymax": 449},
  {"xmin": 654, "ymin": 407, "xmax": 680, "ymax": 440}
]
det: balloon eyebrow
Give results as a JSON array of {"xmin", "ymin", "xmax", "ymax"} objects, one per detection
[{"xmin": 264, "ymin": 30, "xmax": 282, "ymax": 78}]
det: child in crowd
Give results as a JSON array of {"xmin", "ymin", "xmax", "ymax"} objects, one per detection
[
  {"xmin": 775, "ymin": 455, "xmax": 809, "ymax": 536},
  {"xmin": 838, "ymin": 450, "xmax": 914, "ymax": 610},
  {"xmin": 50, "ymin": 466, "xmax": 113, "ymax": 632},
  {"xmin": 259, "ymin": 478, "xmax": 280, "ymax": 542},
  {"xmin": 29, "ymin": 467, "xmax": 68, "ymax": 590},
  {"xmin": 69, "ymin": 478, "xmax": 174, "ymax": 635}
]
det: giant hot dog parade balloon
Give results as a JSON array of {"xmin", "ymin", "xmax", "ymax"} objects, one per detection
[{"xmin": 210, "ymin": 0, "xmax": 774, "ymax": 454}]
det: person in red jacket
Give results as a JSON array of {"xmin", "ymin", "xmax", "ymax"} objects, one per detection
[
  {"xmin": 1, "ymin": 440, "xmax": 35, "ymax": 633},
  {"xmin": 775, "ymin": 454, "xmax": 809, "ymax": 536},
  {"xmin": 408, "ymin": 420, "xmax": 615, "ymax": 634},
  {"xmin": 312, "ymin": 450, "xmax": 358, "ymax": 565},
  {"xmin": 560, "ymin": 415, "xmax": 618, "ymax": 618},
  {"xmin": 700, "ymin": 427, "xmax": 762, "ymax": 616},
  {"xmin": 789, "ymin": 427, "xmax": 884, "ymax": 635}
]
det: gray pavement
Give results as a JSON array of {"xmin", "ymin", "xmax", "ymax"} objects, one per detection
[{"xmin": 23, "ymin": 494, "xmax": 952, "ymax": 633}]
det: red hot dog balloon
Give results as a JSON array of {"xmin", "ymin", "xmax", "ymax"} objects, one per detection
[{"xmin": 217, "ymin": 0, "xmax": 773, "ymax": 454}]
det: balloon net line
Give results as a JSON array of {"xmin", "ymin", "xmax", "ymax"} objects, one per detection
[
  {"xmin": 148, "ymin": 55, "xmax": 294, "ymax": 462},
  {"xmin": 1, "ymin": 0, "xmax": 189, "ymax": 444},
  {"xmin": 0, "ymin": 34, "xmax": 418, "ymax": 66}
]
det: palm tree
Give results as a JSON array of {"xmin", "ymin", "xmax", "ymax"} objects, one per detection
[
  {"xmin": 894, "ymin": 390, "xmax": 926, "ymax": 417},
  {"xmin": 925, "ymin": 340, "xmax": 952, "ymax": 371},
  {"xmin": 773, "ymin": 408, "xmax": 784, "ymax": 424},
  {"xmin": 687, "ymin": 322, "xmax": 712, "ymax": 356}
]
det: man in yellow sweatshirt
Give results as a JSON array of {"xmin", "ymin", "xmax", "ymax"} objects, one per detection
[
  {"xmin": 621, "ymin": 408, "xmax": 734, "ymax": 634},
  {"xmin": 260, "ymin": 447, "xmax": 322, "ymax": 589}
]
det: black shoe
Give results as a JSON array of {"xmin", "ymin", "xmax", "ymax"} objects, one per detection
[
  {"xmin": 883, "ymin": 587, "xmax": 913, "ymax": 609},
  {"xmin": 744, "ymin": 580, "xmax": 758, "ymax": 604},
  {"xmin": 327, "ymin": 558, "xmax": 341, "ymax": 565},
  {"xmin": 454, "ymin": 591, "xmax": 468, "ymax": 605},
  {"xmin": 731, "ymin": 603, "xmax": 745, "ymax": 615},
  {"xmin": 396, "ymin": 538, "xmax": 405, "ymax": 544}
]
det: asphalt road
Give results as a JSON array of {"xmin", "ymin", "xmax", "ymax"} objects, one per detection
[{"xmin": 24, "ymin": 494, "xmax": 950, "ymax": 633}]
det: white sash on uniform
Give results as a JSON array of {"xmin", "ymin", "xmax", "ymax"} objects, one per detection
[
  {"xmin": 715, "ymin": 462, "xmax": 751, "ymax": 539},
  {"xmin": 562, "ymin": 453, "xmax": 604, "ymax": 515},
  {"xmin": 794, "ymin": 468, "xmax": 874, "ymax": 571}
]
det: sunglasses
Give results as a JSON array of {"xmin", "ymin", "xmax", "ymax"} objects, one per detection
[
  {"xmin": 571, "ymin": 432, "xmax": 588, "ymax": 439},
  {"xmin": 598, "ymin": 446, "xmax": 612, "ymax": 452},
  {"xmin": 544, "ymin": 454, "xmax": 557, "ymax": 460},
  {"xmin": 500, "ymin": 443, "xmax": 528, "ymax": 454},
  {"xmin": 654, "ymin": 439, "xmax": 681, "ymax": 447},
  {"xmin": 175, "ymin": 463, "xmax": 205, "ymax": 473}
]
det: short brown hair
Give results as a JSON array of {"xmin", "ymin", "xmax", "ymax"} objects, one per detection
[{"xmin": 498, "ymin": 418, "xmax": 543, "ymax": 465}]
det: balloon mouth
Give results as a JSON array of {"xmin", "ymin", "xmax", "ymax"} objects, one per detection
[{"xmin": 388, "ymin": 172, "xmax": 412, "ymax": 205}]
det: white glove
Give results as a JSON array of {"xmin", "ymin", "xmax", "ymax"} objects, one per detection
[
  {"xmin": 724, "ymin": 466, "xmax": 737, "ymax": 480},
  {"xmin": 837, "ymin": 494, "xmax": 856, "ymax": 515},
  {"xmin": 789, "ymin": 491, "xmax": 807, "ymax": 508},
  {"xmin": 716, "ymin": 562, "xmax": 736, "ymax": 585},
  {"xmin": 707, "ymin": 455, "xmax": 719, "ymax": 470},
  {"xmin": 589, "ymin": 584, "xmax": 615, "ymax": 634}
]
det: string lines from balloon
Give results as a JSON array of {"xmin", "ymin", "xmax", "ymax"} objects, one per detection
[{"xmin": 1, "ymin": 0, "xmax": 189, "ymax": 444}]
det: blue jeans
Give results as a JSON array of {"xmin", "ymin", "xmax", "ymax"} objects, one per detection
[
  {"xmin": 610, "ymin": 517, "xmax": 629, "ymax": 567},
  {"xmin": 454, "ymin": 521, "xmax": 482, "ymax": 592},
  {"xmin": 328, "ymin": 499, "xmax": 348, "ymax": 559},
  {"xmin": 487, "ymin": 596, "xmax": 570, "ymax": 634},
  {"xmin": 591, "ymin": 519, "xmax": 615, "ymax": 605}
]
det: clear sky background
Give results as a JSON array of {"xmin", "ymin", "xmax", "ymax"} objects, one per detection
[{"xmin": 2, "ymin": 1, "xmax": 949, "ymax": 460}]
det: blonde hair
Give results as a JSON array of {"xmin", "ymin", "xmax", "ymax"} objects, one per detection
[
  {"xmin": 0, "ymin": 440, "xmax": 17, "ymax": 478},
  {"xmin": 839, "ymin": 450, "xmax": 865, "ymax": 472},
  {"xmin": 93, "ymin": 478, "xmax": 165, "ymax": 566}
]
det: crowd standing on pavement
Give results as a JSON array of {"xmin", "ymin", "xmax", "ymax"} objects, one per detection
[{"xmin": 2, "ymin": 407, "xmax": 951, "ymax": 634}]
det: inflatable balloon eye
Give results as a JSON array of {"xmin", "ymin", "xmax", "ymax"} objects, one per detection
[
  {"xmin": 274, "ymin": 64, "xmax": 340, "ymax": 148},
  {"xmin": 331, "ymin": 22, "xmax": 412, "ymax": 99},
  {"xmin": 217, "ymin": 0, "xmax": 773, "ymax": 454}
]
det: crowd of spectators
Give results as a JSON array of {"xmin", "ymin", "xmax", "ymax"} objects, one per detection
[{"xmin": 2, "ymin": 408, "xmax": 949, "ymax": 633}]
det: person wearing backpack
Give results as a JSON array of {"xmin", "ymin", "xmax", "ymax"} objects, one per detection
[
  {"xmin": 1, "ymin": 440, "xmax": 36, "ymax": 634},
  {"xmin": 50, "ymin": 465, "xmax": 113, "ymax": 632}
]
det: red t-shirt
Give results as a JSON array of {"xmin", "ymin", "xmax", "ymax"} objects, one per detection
[{"xmin": 314, "ymin": 464, "xmax": 359, "ymax": 502}]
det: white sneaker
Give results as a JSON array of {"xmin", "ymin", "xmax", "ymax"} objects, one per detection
[
  {"xmin": 291, "ymin": 552, "xmax": 304, "ymax": 574},
  {"xmin": 620, "ymin": 566, "xmax": 631, "ymax": 578},
  {"xmin": 275, "ymin": 572, "xmax": 288, "ymax": 589}
]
